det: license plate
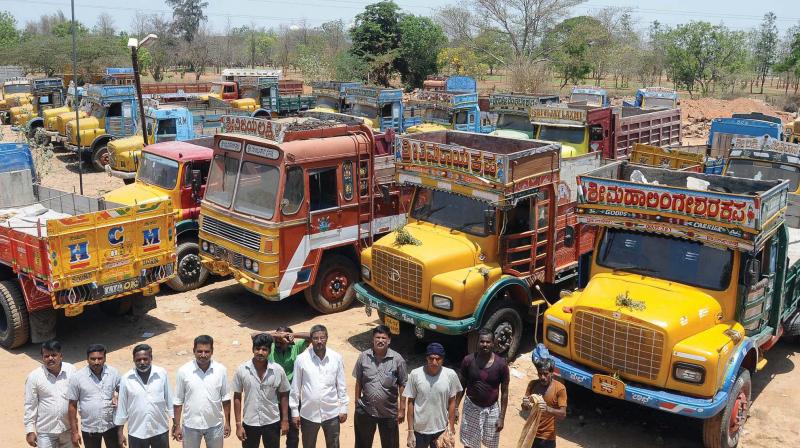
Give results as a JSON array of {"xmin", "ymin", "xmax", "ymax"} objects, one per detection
[
  {"xmin": 592, "ymin": 374, "xmax": 625, "ymax": 400},
  {"xmin": 100, "ymin": 278, "xmax": 141, "ymax": 297},
  {"xmin": 384, "ymin": 316, "xmax": 400, "ymax": 335}
]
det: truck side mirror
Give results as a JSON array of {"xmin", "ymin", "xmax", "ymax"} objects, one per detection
[
  {"xmin": 191, "ymin": 169, "xmax": 202, "ymax": 202},
  {"xmin": 745, "ymin": 258, "xmax": 761, "ymax": 287},
  {"xmin": 484, "ymin": 209, "xmax": 496, "ymax": 233},
  {"xmin": 564, "ymin": 226, "xmax": 576, "ymax": 248}
]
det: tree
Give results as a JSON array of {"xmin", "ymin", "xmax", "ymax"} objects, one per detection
[
  {"xmin": 397, "ymin": 15, "xmax": 446, "ymax": 88},
  {"xmin": 0, "ymin": 11, "xmax": 19, "ymax": 48},
  {"xmin": 437, "ymin": 46, "xmax": 488, "ymax": 76},
  {"xmin": 753, "ymin": 12, "xmax": 779, "ymax": 93},
  {"xmin": 165, "ymin": 0, "xmax": 208, "ymax": 42},
  {"xmin": 94, "ymin": 12, "xmax": 114, "ymax": 36},
  {"xmin": 473, "ymin": 29, "xmax": 512, "ymax": 74},
  {"xmin": 543, "ymin": 16, "xmax": 598, "ymax": 87},
  {"xmin": 51, "ymin": 20, "xmax": 88, "ymax": 38},
  {"xmin": 350, "ymin": 1, "xmax": 402, "ymax": 86}
]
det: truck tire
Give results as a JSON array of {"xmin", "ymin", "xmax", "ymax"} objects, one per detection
[
  {"xmin": 91, "ymin": 145, "xmax": 109, "ymax": 172},
  {"xmin": 99, "ymin": 296, "xmax": 133, "ymax": 316},
  {"xmin": 702, "ymin": 369, "xmax": 751, "ymax": 448},
  {"xmin": 0, "ymin": 280, "xmax": 30, "ymax": 349},
  {"xmin": 472, "ymin": 301, "xmax": 523, "ymax": 358},
  {"xmin": 166, "ymin": 241, "xmax": 209, "ymax": 292},
  {"xmin": 304, "ymin": 254, "xmax": 357, "ymax": 314}
]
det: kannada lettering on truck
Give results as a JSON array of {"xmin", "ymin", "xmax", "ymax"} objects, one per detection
[
  {"xmin": 198, "ymin": 115, "xmax": 405, "ymax": 314},
  {"xmin": 725, "ymin": 137, "xmax": 800, "ymax": 195},
  {"xmin": 355, "ymin": 131, "xmax": 600, "ymax": 358},
  {"xmin": 544, "ymin": 161, "xmax": 800, "ymax": 448}
]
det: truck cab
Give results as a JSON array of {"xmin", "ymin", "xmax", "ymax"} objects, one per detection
[
  {"xmin": 15, "ymin": 78, "xmax": 65, "ymax": 134},
  {"xmin": 422, "ymin": 75, "xmax": 478, "ymax": 93},
  {"xmin": 103, "ymin": 140, "xmax": 212, "ymax": 292},
  {"xmin": 404, "ymin": 90, "xmax": 484, "ymax": 133},
  {"xmin": 310, "ymin": 81, "xmax": 362, "ymax": 113},
  {"xmin": 355, "ymin": 131, "xmax": 598, "ymax": 358},
  {"xmin": 544, "ymin": 162, "xmax": 799, "ymax": 448},
  {"xmin": 724, "ymin": 137, "xmax": 800, "ymax": 194},
  {"xmin": 569, "ymin": 85, "xmax": 609, "ymax": 108},
  {"xmin": 0, "ymin": 77, "xmax": 32, "ymax": 123},
  {"xmin": 785, "ymin": 117, "xmax": 800, "ymax": 144},
  {"xmin": 487, "ymin": 93, "xmax": 560, "ymax": 139},
  {"xmin": 707, "ymin": 112, "xmax": 783, "ymax": 160},
  {"xmin": 530, "ymin": 104, "xmax": 601, "ymax": 157},
  {"xmin": 345, "ymin": 86, "xmax": 405, "ymax": 132},
  {"xmin": 623, "ymin": 87, "xmax": 679, "ymax": 109},
  {"xmin": 40, "ymin": 83, "xmax": 85, "ymax": 145}
]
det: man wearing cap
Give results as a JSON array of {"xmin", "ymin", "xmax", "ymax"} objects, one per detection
[{"xmin": 402, "ymin": 343, "xmax": 462, "ymax": 448}]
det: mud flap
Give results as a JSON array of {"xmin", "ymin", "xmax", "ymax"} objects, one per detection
[
  {"xmin": 132, "ymin": 295, "xmax": 157, "ymax": 316},
  {"xmin": 29, "ymin": 309, "xmax": 57, "ymax": 343}
]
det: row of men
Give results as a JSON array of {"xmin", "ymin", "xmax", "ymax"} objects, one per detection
[{"xmin": 24, "ymin": 324, "xmax": 567, "ymax": 448}]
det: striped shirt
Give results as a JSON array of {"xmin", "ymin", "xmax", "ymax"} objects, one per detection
[{"xmin": 24, "ymin": 363, "xmax": 76, "ymax": 434}]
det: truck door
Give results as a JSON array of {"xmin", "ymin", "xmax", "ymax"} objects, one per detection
[
  {"xmin": 740, "ymin": 237, "xmax": 778, "ymax": 336},
  {"xmin": 181, "ymin": 160, "xmax": 210, "ymax": 217},
  {"xmin": 500, "ymin": 188, "xmax": 552, "ymax": 282},
  {"xmin": 105, "ymin": 101, "xmax": 136, "ymax": 137}
]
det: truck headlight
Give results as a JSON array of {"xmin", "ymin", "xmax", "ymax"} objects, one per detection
[
  {"xmin": 252, "ymin": 261, "xmax": 259, "ymax": 274},
  {"xmin": 432, "ymin": 294, "xmax": 453, "ymax": 311},
  {"xmin": 546, "ymin": 326, "xmax": 567, "ymax": 346},
  {"xmin": 673, "ymin": 362, "xmax": 705, "ymax": 384},
  {"xmin": 201, "ymin": 241, "xmax": 209, "ymax": 252},
  {"xmin": 244, "ymin": 258, "xmax": 252, "ymax": 269},
  {"xmin": 208, "ymin": 244, "xmax": 216, "ymax": 255},
  {"xmin": 361, "ymin": 265, "xmax": 371, "ymax": 280}
]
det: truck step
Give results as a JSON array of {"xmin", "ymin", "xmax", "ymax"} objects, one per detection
[{"xmin": 756, "ymin": 357, "xmax": 768, "ymax": 371}]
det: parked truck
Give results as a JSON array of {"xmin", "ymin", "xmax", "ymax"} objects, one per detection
[
  {"xmin": 38, "ymin": 83, "xmax": 85, "ymax": 146},
  {"xmin": 10, "ymin": 78, "xmax": 65, "ymax": 134},
  {"xmin": 630, "ymin": 142, "xmax": 725, "ymax": 174},
  {"xmin": 422, "ymin": 75, "xmax": 478, "ymax": 93},
  {"xmin": 104, "ymin": 139, "xmax": 213, "ymax": 292},
  {"xmin": 0, "ymin": 77, "xmax": 32, "ymax": 123},
  {"xmin": 529, "ymin": 104, "xmax": 682, "ymax": 158},
  {"xmin": 623, "ymin": 86, "xmax": 679, "ymax": 109},
  {"xmin": 544, "ymin": 161, "xmax": 800, "ymax": 448},
  {"xmin": 198, "ymin": 115, "xmax": 405, "ymax": 314},
  {"xmin": 204, "ymin": 74, "xmax": 314, "ymax": 117},
  {"xmin": 707, "ymin": 112, "xmax": 783, "ymax": 159},
  {"xmin": 404, "ymin": 89, "xmax": 486, "ymax": 133},
  {"xmin": 354, "ymin": 131, "xmax": 602, "ymax": 358},
  {"xmin": 487, "ymin": 93, "xmax": 560, "ymax": 139},
  {"xmin": 310, "ymin": 81, "xmax": 362, "ymax": 113},
  {"xmin": 0, "ymin": 144, "xmax": 177, "ymax": 349},
  {"xmin": 569, "ymin": 85, "xmax": 609, "ymax": 108},
  {"xmin": 345, "ymin": 86, "xmax": 405, "ymax": 132}
]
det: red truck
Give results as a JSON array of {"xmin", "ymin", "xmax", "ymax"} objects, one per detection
[{"xmin": 141, "ymin": 82, "xmax": 213, "ymax": 102}]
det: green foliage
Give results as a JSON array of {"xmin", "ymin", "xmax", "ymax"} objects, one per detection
[
  {"xmin": 397, "ymin": 15, "xmax": 446, "ymax": 88},
  {"xmin": 165, "ymin": 0, "xmax": 208, "ymax": 42},
  {"xmin": 437, "ymin": 47, "xmax": 488, "ymax": 78},
  {"xmin": 333, "ymin": 51, "xmax": 370, "ymax": 81},
  {"xmin": 393, "ymin": 225, "xmax": 421, "ymax": 246},
  {"xmin": 350, "ymin": 0, "xmax": 402, "ymax": 85},
  {"xmin": 753, "ymin": 12, "xmax": 778, "ymax": 93},
  {"xmin": 473, "ymin": 29, "xmax": 512, "ymax": 74},
  {"xmin": 544, "ymin": 16, "xmax": 599, "ymax": 87},
  {"xmin": 0, "ymin": 11, "xmax": 19, "ymax": 48},
  {"xmin": 51, "ymin": 21, "xmax": 89, "ymax": 38},
  {"xmin": 615, "ymin": 291, "xmax": 646, "ymax": 312}
]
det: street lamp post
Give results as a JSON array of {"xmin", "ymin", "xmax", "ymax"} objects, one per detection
[
  {"xmin": 70, "ymin": 0, "xmax": 82, "ymax": 194},
  {"xmin": 127, "ymin": 34, "xmax": 158, "ymax": 149}
]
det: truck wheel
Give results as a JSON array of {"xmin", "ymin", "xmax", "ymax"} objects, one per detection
[
  {"xmin": 34, "ymin": 129, "xmax": 51, "ymax": 147},
  {"xmin": 166, "ymin": 241, "xmax": 209, "ymax": 292},
  {"xmin": 475, "ymin": 302, "xmax": 523, "ymax": 358},
  {"xmin": 0, "ymin": 280, "xmax": 30, "ymax": 349},
  {"xmin": 304, "ymin": 254, "xmax": 357, "ymax": 314},
  {"xmin": 91, "ymin": 145, "xmax": 109, "ymax": 172},
  {"xmin": 99, "ymin": 297, "xmax": 133, "ymax": 316},
  {"xmin": 27, "ymin": 123, "xmax": 42, "ymax": 140},
  {"xmin": 702, "ymin": 369, "xmax": 751, "ymax": 448}
]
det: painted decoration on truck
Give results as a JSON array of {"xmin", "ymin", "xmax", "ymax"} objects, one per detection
[
  {"xmin": 490, "ymin": 94, "xmax": 544, "ymax": 108},
  {"xmin": 529, "ymin": 106, "xmax": 587, "ymax": 124},
  {"xmin": 222, "ymin": 115, "xmax": 285, "ymax": 143},
  {"xmin": 397, "ymin": 137, "xmax": 507, "ymax": 184},
  {"xmin": 732, "ymin": 136, "xmax": 800, "ymax": 155}
]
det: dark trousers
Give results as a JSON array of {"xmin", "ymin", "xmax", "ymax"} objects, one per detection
[
  {"xmin": 281, "ymin": 401, "xmax": 299, "ymax": 448},
  {"xmin": 242, "ymin": 422, "xmax": 281, "ymax": 448},
  {"xmin": 82, "ymin": 428, "xmax": 120, "ymax": 448},
  {"xmin": 300, "ymin": 416, "xmax": 340, "ymax": 448},
  {"xmin": 532, "ymin": 438, "xmax": 556, "ymax": 448},
  {"xmin": 354, "ymin": 407, "xmax": 399, "ymax": 448},
  {"xmin": 128, "ymin": 432, "xmax": 169, "ymax": 448},
  {"xmin": 414, "ymin": 431, "xmax": 444, "ymax": 448}
]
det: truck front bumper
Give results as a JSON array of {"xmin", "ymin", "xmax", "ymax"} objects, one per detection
[
  {"xmin": 65, "ymin": 143, "xmax": 91, "ymax": 154},
  {"xmin": 353, "ymin": 282, "xmax": 478, "ymax": 335},
  {"xmin": 551, "ymin": 354, "xmax": 728, "ymax": 419},
  {"xmin": 104, "ymin": 164, "xmax": 136, "ymax": 180}
]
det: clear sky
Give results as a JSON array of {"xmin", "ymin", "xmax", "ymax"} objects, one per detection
[{"xmin": 0, "ymin": 0, "xmax": 796, "ymax": 34}]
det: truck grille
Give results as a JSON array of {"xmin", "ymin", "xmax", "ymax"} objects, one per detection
[
  {"xmin": 201, "ymin": 215, "xmax": 261, "ymax": 252},
  {"xmin": 372, "ymin": 249, "xmax": 422, "ymax": 303},
  {"xmin": 573, "ymin": 310, "xmax": 665, "ymax": 381}
]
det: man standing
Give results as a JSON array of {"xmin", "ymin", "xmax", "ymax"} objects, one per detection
[
  {"xmin": 114, "ymin": 344, "xmax": 174, "ymax": 448},
  {"xmin": 403, "ymin": 343, "xmax": 462, "ymax": 448},
  {"xmin": 233, "ymin": 333, "xmax": 291, "ymax": 448},
  {"xmin": 67, "ymin": 344, "xmax": 121, "ymax": 448},
  {"xmin": 352, "ymin": 325, "xmax": 407, "ymax": 448},
  {"xmin": 523, "ymin": 358, "xmax": 567, "ymax": 448},
  {"xmin": 24, "ymin": 340, "xmax": 76, "ymax": 448},
  {"xmin": 456, "ymin": 330, "xmax": 509, "ymax": 448},
  {"xmin": 289, "ymin": 324, "xmax": 348, "ymax": 448},
  {"xmin": 173, "ymin": 335, "xmax": 232, "ymax": 448},
  {"xmin": 268, "ymin": 327, "xmax": 310, "ymax": 448}
]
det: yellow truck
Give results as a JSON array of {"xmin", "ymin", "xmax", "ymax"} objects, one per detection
[
  {"xmin": 784, "ymin": 117, "xmax": 800, "ymax": 144},
  {"xmin": 0, "ymin": 77, "xmax": 32, "ymax": 124},
  {"xmin": 354, "ymin": 131, "xmax": 601, "ymax": 357},
  {"xmin": 543, "ymin": 161, "xmax": 800, "ymax": 448},
  {"xmin": 0, "ymin": 161, "xmax": 177, "ymax": 348}
]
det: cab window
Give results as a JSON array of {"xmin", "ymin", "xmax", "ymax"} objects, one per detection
[
  {"xmin": 282, "ymin": 166, "xmax": 304, "ymax": 215},
  {"xmin": 309, "ymin": 167, "xmax": 338, "ymax": 211},
  {"xmin": 158, "ymin": 118, "xmax": 177, "ymax": 135},
  {"xmin": 183, "ymin": 161, "xmax": 210, "ymax": 186}
]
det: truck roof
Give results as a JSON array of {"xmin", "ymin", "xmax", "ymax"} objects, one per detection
[
  {"xmin": 311, "ymin": 81, "xmax": 361, "ymax": 95},
  {"xmin": 529, "ymin": 104, "xmax": 588, "ymax": 126},
  {"xmin": 407, "ymin": 90, "xmax": 477, "ymax": 108},
  {"xmin": 395, "ymin": 130, "xmax": 562, "ymax": 207},
  {"xmin": 729, "ymin": 136, "xmax": 800, "ymax": 164},
  {"xmin": 86, "ymin": 84, "xmax": 136, "ymax": 100},
  {"xmin": 345, "ymin": 86, "xmax": 403, "ymax": 103},
  {"xmin": 145, "ymin": 140, "xmax": 214, "ymax": 162},
  {"xmin": 576, "ymin": 161, "xmax": 788, "ymax": 252},
  {"xmin": 489, "ymin": 93, "xmax": 560, "ymax": 110}
]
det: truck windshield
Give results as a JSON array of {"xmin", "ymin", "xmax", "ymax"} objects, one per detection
[
  {"xmin": 423, "ymin": 108, "xmax": 451, "ymax": 123},
  {"xmin": 411, "ymin": 187, "xmax": 492, "ymax": 236},
  {"xmin": 4, "ymin": 84, "xmax": 29, "ymax": 95},
  {"xmin": 210, "ymin": 84, "xmax": 224, "ymax": 95},
  {"xmin": 138, "ymin": 152, "xmax": 179, "ymax": 190},
  {"xmin": 205, "ymin": 154, "xmax": 240, "ymax": 207},
  {"xmin": 233, "ymin": 161, "xmax": 279, "ymax": 220},
  {"xmin": 496, "ymin": 113, "xmax": 534, "ymax": 133},
  {"xmin": 643, "ymin": 97, "xmax": 676, "ymax": 109},
  {"xmin": 315, "ymin": 96, "xmax": 339, "ymax": 110},
  {"xmin": 597, "ymin": 228, "xmax": 733, "ymax": 291},
  {"xmin": 571, "ymin": 93, "xmax": 603, "ymax": 106},
  {"xmin": 539, "ymin": 125, "xmax": 585, "ymax": 144},
  {"xmin": 352, "ymin": 103, "xmax": 377, "ymax": 119},
  {"xmin": 725, "ymin": 159, "xmax": 800, "ymax": 191}
]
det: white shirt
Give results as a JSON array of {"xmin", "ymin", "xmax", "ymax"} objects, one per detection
[
  {"xmin": 24, "ymin": 363, "xmax": 76, "ymax": 434},
  {"xmin": 289, "ymin": 348, "xmax": 348, "ymax": 423},
  {"xmin": 232, "ymin": 360, "xmax": 290, "ymax": 426},
  {"xmin": 66, "ymin": 365, "xmax": 121, "ymax": 433},
  {"xmin": 114, "ymin": 366, "xmax": 174, "ymax": 439},
  {"xmin": 174, "ymin": 360, "xmax": 231, "ymax": 430}
]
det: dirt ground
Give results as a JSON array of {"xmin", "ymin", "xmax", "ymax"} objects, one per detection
[{"xmin": 2, "ymin": 100, "xmax": 800, "ymax": 448}]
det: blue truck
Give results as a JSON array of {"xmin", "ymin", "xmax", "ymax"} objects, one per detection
[
  {"xmin": 570, "ymin": 85, "xmax": 609, "ymax": 107},
  {"xmin": 404, "ymin": 90, "xmax": 486, "ymax": 133},
  {"xmin": 623, "ymin": 87, "xmax": 679, "ymax": 109},
  {"xmin": 422, "ymin": 75, "xmax": 478, "ymax": 93},
  {"xmin": 0, "ymin": 142, "xmax": 35, "ymax": 182},
  {"xmin": 707, "ymin": 112, "xmax": 783, "ymax": 159},
  {"xmin": 345, "ymin": 86, "xmax": 405, "ymax": 132},
  {"xmin": 310, "ymin": 81, "xmax": 362, "ymax": 113}
]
